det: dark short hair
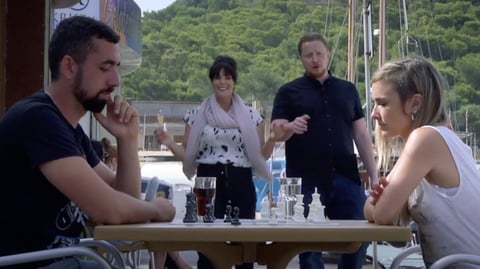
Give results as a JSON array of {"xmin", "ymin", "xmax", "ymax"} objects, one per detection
[
  {"xmin": 208, "ymin": 55, "xmax": 238, "ymax": 83},
  {"xmin": 297, "ymin": 32, "xmax": 329, "ymax": 55},
  {"xmin": 48, "ymin": 16, "xmax": 120, "ymax": 81}
]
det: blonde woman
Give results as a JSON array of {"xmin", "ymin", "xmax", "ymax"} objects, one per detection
[{"xmin": 365, "ymin": 57, "xmax": 480, "ymax": 268}]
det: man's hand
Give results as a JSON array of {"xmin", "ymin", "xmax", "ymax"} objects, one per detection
[
  {"xmin": 287, "ymin": 114, "xmax": 310, "ymax": 134},
  {"xmin": 151, "ymin": 197, "xmax": 176, "ymax": 222},
  {"xmin": 94, "ymin": 95, "xmax": 140, "ymax": 140}
]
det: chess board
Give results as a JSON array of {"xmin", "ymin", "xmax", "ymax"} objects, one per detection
[{"xmin": 170, "ymin": 218, "xmax": 336, "ymax": 226}]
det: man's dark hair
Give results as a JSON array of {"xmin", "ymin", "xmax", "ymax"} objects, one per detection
[
  {"xmin": 48, "ymin": 16, "xmax": 120, "ymax": 81},
  {"xmin": 297, "ymin": 32, "xmax": 329, "ymax": 55},
  {"xmin": 208, "ymin": 55, "xmax": 238, "ymax": 83}
]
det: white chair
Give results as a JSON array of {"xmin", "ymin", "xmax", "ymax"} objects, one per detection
[
  {"xmin": 0, "ymin": 246, "xmax": 114, "ymax": 268},
  {"xmin": 79, "ymin": 238, "xmax": 127, "ymax": 268},
  {"xmin": 391, "ymin": 245, "xmax": 480, "ymax": 269},
  {"xmin": 389, "ymin": 245, "xmax": 422, "ymax": 269},
  {"xmin": 114, "ymin": 176, "xmax": 161, "ymax": 269},
  {"xmin": 430, "ymin": 254, "xmax": 480, "ymax": 269}
]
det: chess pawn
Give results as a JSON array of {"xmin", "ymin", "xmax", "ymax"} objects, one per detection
[
  {"xmin": 203, "ymin": 203, "xmax": 215, "ymax": 223},
  {"xmin": 231, "ymin": 206, "xmax": 241, "ymax": 225},
  {"xmin": 293, "ymin": 194, "xmax": 305, "ymax": 223},
  {"xmin": 259, "ymin": 197, "xmax": 270, "ymax": 221},
  {"xmin": 224, "ymin": 204, "xmax": 233, "ymax": 223},
  {"xmin": 276, "ymin": 189, "xmax": 286, "ymax": 220},
  {"xmin": 269, "ymin": 207, "xmax": 279, "ymax": 225},
  {"xmin": 276, "ymin": 199, "xmax": 286, "ymax": 220}
]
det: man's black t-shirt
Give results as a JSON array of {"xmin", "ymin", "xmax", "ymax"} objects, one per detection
[
  {"xmin": 0, "ymin": 92, "xmax": 100, "ymax": 268},
  {"xmin": 272, "ymin": 74, "xmax": 364, "ymax": 189}
]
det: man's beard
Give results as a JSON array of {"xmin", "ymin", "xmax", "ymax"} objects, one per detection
[
  {"xmin": 82, "ymin": 96, "xmax": 107, "ymax": 113},
  {"xmin": 73, "ymin": 69, "xmax": 109, "ymax": 113}
]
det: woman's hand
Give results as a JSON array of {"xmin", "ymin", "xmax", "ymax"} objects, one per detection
[
  {"xmin": 369, "ymin": 177, "xmax": 389, "ymax": 205},
  {"xmin": 154, "ymin": 128, "xmax": 174, "ymax": 148}
]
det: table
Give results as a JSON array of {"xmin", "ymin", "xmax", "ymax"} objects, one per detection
[{"xmin": 94, "ymin": 220, "xmax": 411, "ymax": 269}]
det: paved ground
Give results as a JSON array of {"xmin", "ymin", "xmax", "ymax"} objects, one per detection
[
  {"xmin": 134, "ymin": 249, "xmax": 386, "ymax": 269},
  {"xmin": 132, "ymin": 243, "xmax": 425, "ymax": 268},
  {"xmin": 174, "ymin": 250, "xmax": 380, "ymax": 268}
]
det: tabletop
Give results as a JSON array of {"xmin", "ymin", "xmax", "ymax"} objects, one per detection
[
  {"xmin": 95, "ymin": 219, "xmax": 411, "ymax": 242},
  {"xmin": 94, "ymin": 219, "xmax": 412, "ymax": 269}
]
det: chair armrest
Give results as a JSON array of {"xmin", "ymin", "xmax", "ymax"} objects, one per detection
[
  {"xmin": 390, "ymin": 245, "xmax": 422, "ymax": 269},
  {"xmin": 430, "ymin": 254, "xmax": 480, "ymax": 269},
  {"xmin": 0, "ymin": 246, "xmax": 111, "ymax": 268},
  {"xmin": 79, "ymin": 238, "xmax": 126, "ymax": 268}
]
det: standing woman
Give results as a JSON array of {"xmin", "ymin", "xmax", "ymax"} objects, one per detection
[
  {"xmin": 155, "ymin": 55, "xmax": 273, "ymax": 269},
  {"xmin": 365, "ymin": 57, "xmax": 480, "ymax": 268}
]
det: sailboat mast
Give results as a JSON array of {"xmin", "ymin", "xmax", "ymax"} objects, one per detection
[
  {"xmin": 347, "ymin": 0, "xmax": 356, "ymax": 83},
  {"xmin": 378, "ymin": 0, "xmax": 386, "ymax": 66},
  {"xmin": 363, "ymin": 0, "xmax": 373, "ymax": 136}
]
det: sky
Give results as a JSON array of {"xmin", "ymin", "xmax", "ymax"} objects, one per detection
[{"xmin": 135, "ymin": 0, "xmax": 176, "ymax": 13}]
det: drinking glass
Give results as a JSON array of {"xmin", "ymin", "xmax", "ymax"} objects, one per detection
[
  {"xmin": 279, "ymin": 177, "xmax": 302, "ymax": 218},
  {"xmin": 193, "ymin": 177, "xmax": 216, "ymax": 218}
]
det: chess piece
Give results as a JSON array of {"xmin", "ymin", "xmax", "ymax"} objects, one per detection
[
  {"xmin": 203, "ymin": 203, "xmax": 215, "ymax": 223},
  {"xmin": 224, "ymin": 204, "xmax": 232, "ymax": 223},
  {"xmin": 292, "ymin": 194, "xmax": 305, "ymax": 223},
  {"xmin": 307, "ymin": 188, "xmax": 325, "ymax": 223},
  {"xmin": 276, "ymin": 195, "xmax": 286, "ymax": 220},
  {"xmin": 269, "ymin": 207, "xmax": 279, "ymax": 225},
  {"xmin": 183, "ymin": 192, "xmax": 198, "ymax": 223},
  {"xmin": 231, "ymin": 206, "xmax": 241, "ymax": 225},
  {"xmin": 259, "ymin": 198, "xmax": 270, "ymax": 222}
]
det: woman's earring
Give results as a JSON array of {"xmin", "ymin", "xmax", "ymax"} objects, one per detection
[{"xmin": 411, "ymin": 112, "xmax": 416, "ymax": 121}]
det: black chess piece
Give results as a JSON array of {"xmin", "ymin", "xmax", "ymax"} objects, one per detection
[
  {"xmin": 231, "ymin": 206, "xmax": 241, "ymax": 225},
  {"xmin": 203, "ymin": 204, "xmax": 215, "ymax": 223},
  {"xmin": 183, "ymin": 192, "xmax": 198, "ymax": 223},
  {"xmin": 224, "ymin": 204, "xmax": 232, "ymax": 223}
]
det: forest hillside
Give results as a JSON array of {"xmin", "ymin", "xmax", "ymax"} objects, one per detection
[{"xmin": 122, "ymin": 0, "xmax": 480, "ymax": 134}]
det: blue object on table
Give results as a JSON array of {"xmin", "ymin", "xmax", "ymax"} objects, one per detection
[{"xmin": 253, "ymin": 159, "xmax": 285, "ymax": 211}]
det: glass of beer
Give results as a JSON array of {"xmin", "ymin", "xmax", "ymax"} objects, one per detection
[{"xmin": 194, "ymin": 177, "xmax": 216, "ymax": 218}]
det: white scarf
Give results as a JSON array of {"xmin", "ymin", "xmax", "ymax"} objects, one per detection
[{"xmin": 183, "ymin": 93, "xmax": 272, "ymax": 182}]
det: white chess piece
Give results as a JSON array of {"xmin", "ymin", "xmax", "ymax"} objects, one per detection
[
  {"xmin": 307, "ymin": 188, "xmax": 325, "ymax": 223},
  {"xmin": 276, "ymin": 191, "xmax": 286, "ymax": 220},
  {"xmin": 292, "ymin": 194, "xmax": 305, "ymax": 223},
  {"xmin": 269, "ymin": 207, "xmax": 279, "ymax": 225},
  {"xmin": 259, "ymin": 198, "xmax": 270, "ymax": 222}
]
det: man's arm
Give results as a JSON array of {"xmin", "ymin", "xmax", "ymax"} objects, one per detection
[
  {"xmin": 40, "ymin": 157, "xmax": 174, "ymax": 224},
  {"xmin": 352, "ymin": 118, "xmax": 378, "ymax": 185},
  {"xmin": 42, "ymin": 96, "xmax": 174, "ymax": 224}
]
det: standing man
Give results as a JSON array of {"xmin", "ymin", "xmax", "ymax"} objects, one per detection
[
  {"xmin": 271, "ymin": 32, "xmax": 377, "ymax": 269},
  {"xmin": 0, "ymin": 16, "xmax": 174, "ymax": 269}
]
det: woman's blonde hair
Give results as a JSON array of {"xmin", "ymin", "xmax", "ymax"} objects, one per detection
[
  {"xmin": 371, "ymin": 57, "xmax": 448, "ymax": 173},
  {"xmin": 101, "ymin": 137, "xmax": 117, "ymax": 171}
]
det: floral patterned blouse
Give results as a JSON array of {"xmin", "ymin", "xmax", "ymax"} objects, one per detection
[{"xmin": 183, "ymin": 105, "xmax": 263, "ymax": 168}]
